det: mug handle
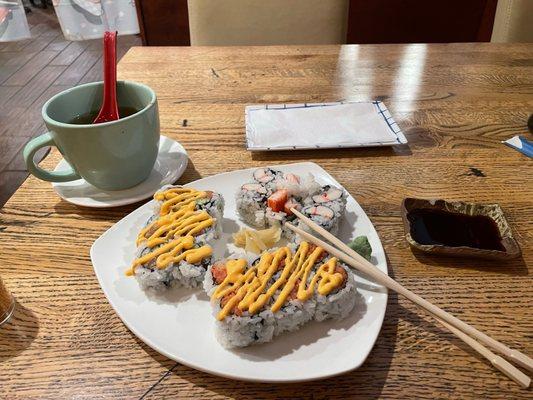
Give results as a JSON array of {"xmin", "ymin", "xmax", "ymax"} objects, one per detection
[{"xmin": 23, "ymin": 132, "xmax": 81, "ymax": 182}]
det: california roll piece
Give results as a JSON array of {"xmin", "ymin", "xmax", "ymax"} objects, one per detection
[
  {"xmin": 253, "ymin": 167, "xmax": 283, "ymax": 184},
  {"xmin": 235, "ymin": 182, "xmax": 272, "ymax": 228},
  {"xmin": 203, "ymin": 242, "xmax": 357, "ymax": 348},
  {"xmin": 236, "ymin": 168, "xmax": 346, "ymax": 240},
  {"xmin": 126, "ymin": 186, "xmax": 224, "ymax": 291}
]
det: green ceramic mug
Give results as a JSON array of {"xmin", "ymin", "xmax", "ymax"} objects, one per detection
[{"xmin": 24, "ymin": 81, "xmax": 160, "ymax": 191}]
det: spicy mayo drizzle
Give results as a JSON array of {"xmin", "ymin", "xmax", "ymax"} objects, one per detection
[
  {"xmin": 126, "ymin": 187, "xmax": 214, "ymax": 276},
  {"xmin": 212, "ymin": 242, "xmax": 346, "ymax": 320}
]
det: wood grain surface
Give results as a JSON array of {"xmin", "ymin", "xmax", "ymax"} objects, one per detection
[{"xmin": 0, "ymin": 43, "xmax": 531, "ymax": 399}]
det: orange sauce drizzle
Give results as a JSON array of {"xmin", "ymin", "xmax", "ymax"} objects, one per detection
[
  {"xmin": 212, "ymin": 242, "xmax": 346, "ymax": 320},
  {"xmin": 126, "ymin": 187, "xmax": 214, "ymax": 276}
]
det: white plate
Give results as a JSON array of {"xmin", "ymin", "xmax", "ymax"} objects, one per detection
[
  {"xmin": 90, "ymin": 162, "xmax": 388, "ymax": 382},
  {"xmin": 52, "ymin": 136, "xmax": 188, "ymax": 208},
  {"xmin": 245, "ymin": 101, "xmax": 407, "ymax": 151}
]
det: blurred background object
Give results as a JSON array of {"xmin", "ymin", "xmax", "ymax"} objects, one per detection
[
  {"xmin": 52, "ymin": 0, "xmax": 139, "ymax": 41},
  {"xmin": 187, "ymin": 0, "xmax": 349, "ymax": 46},
  {"xmin": 3, "ymin": 0, "xmax": 532, "ymax": 45},
  {"xmin": 0, "ymin": 0, "xmax": 30, "ymax": 42},
  {"xmin": 28, "ymin": 0, "xmax": 53, "ymax": 8},
  {"xmin": 136, "ymin": 0, "xmax": 507, "ymax": 46},
  {"xmin": 0, "ymin": 0, "xmax": 139, "ymax": 42},
  {"xmin": 491, "ymin": 0, "xmax": 533, "ymax": 42},
  {"xmin": 346, "ymin": 0, "xmax": 498, "ymax": 44}
]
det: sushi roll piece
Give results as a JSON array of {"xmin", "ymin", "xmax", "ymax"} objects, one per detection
[
  {"xmin": 204, "ymin": 242, "xmax": 357, "ymax": 348},
  {"xmin": 236, "ymin": 168, "xmax": 346, "ymax": 241},
  {"xmin": 253, "ymin": 167, "xmax": 283, "ymax": 184},
  {"xmin": 300, "ymin": 205, "xmax": 337, "ymax": 231},
  {"xmin": 273, "ymin": 171, "xmax": 321, "ymax": 199},
  {"xmin": 235, "ymin": 182, "xmax": 272, "ymax": 228},
  {"xmin": 236, "ymin": 168, "xmax": 345, "ymax": 240},
  {"xmin": 126, "ymin": 186, "xmax": 224, "ymax": 291},
  {"xmin": 310, "ymin": 185, "xmax": 345, "ymax": 212},
  {"xmin": 297, "ymin": 184, "xmax": 346, "ymax": 238}
]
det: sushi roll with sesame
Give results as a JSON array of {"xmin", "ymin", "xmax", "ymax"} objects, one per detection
[
  {"xmin": 235, "ymin": 168, "xmax": 346, "ymax": 240},
  {"xmin": 235, "ymin": 182, "xmax": 272, "ymax": 227},
  {"xmin": 126, "ymin": 186, "xmax": 224, "ymax": 291},
  {"xmin": 252, "ymin": 167, "xmax": 284, "ymax": 185},
  {"xmin": 300, "ymin": 185, "xmax": 346, "ymax": 236},
  {"xmin": 203, "ymin": 241, "xmax": 357, "ymax": 348}
]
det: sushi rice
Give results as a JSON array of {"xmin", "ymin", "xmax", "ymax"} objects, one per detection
[
  {"xmin": 132, "ymin": 185, "xmax": 225, "ymax": 291},
  {"xmin": 204, "ymin": 243, "xmax": 357, "ymax": 348},
  {"xmin": 127, "ymin": 170, "xmax": 360, "ymax": 350}
]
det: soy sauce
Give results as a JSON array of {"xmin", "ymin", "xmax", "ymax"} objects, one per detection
[
  {"xmin": 68, "ymin": 106, "xmax": 139, "ymax": 124},
  {"xmin": 407, "ymin": 208, "xmax": 505, "ymax": 251}
]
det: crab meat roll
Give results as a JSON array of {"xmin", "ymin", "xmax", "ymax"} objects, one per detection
[
  {"xmin": 126, "ymin": 186, "xmax": 224, "ymax": 291},
  {"xmin": 235, "ymin": 182, "xmax": 272, "ymax": 227},
  {"xmin": 310, "ymin": 185, "xmax": 345, "ymax": 207},
  {"xmin": 299, "ymin": 184, "xmax": 346, "ymax": 237},
  {"xmin": 203, "ymin": 242, "xmax": 357, "ymax": 348},
  {"xmin": 236, "ymin": 168, "xmax": 345, "ymax": 241},
  {"xmin": 253, "ymin": 167, "xmax": 283, "ymax": 184},
  {"xmin": 273, "ymin": 172, "xmax": 321, "ymax": 199}
]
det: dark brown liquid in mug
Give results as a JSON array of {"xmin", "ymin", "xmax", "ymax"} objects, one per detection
[
  {"xmin": 68, "ymin": 106, "xmax": 139, "ymax": 124},
  {"xmin": 407, "ymin": 208, "xmax": 505, "ymax": 251}
]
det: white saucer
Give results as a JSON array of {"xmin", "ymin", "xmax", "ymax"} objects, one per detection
[{"xmin": 52, "ymin": 136, "xmax": 188, "ymax": 208}]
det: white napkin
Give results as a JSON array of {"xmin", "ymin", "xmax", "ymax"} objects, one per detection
[{"xmin": 245, "ymin": 101, "xmax": 406, "ymax": 151}]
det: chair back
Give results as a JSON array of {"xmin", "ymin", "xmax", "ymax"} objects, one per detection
[{"xmin": 188, "ymin": 0, "xmax": 348, "ymax": 46}]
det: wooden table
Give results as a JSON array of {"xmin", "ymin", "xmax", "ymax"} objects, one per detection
[{"xmin": 1, "ymin": 43, "xmax": 531, "ymax": 399}]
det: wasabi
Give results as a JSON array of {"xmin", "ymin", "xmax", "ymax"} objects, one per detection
[{"xmin": 348, "ymin": 236, "xmax": 372, "ymax": 261}]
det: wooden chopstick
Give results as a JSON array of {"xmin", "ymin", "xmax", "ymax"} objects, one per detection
[
  {"xmin": 285, "ymin": 220, "xmax": 530, "ymax": 388},
  {"xmin": 286, "ymin": 208, "xmax": 532, "ymax": 387},
  {"xmin": 434, "ymin": 317, "xmax": 530, "ymax": 387},
  {"xmin": 307, "ymin": 228, "xmax": 530, "ymax": 388},
  {"xmin": 288, "ymin": 208, "xmax": 533, "ymax": 373}
]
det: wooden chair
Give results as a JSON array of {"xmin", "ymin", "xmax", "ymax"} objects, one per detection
[
  {"xmin": 135, "ymin": 0, "xmax": 500, "ymax": 46},
  {"xmin": 491, "ymin": 0, "xmax": 533, "ymax": 42}
]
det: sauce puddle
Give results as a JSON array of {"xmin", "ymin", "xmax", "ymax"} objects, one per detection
[{"xmin": 407, "ymin": 208, "xmax": 505, "ymax": 251}]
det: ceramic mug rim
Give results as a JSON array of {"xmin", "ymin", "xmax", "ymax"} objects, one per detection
[{"xmin": 42, "ymin": 80, "xmax": 157, "ymax": 129}]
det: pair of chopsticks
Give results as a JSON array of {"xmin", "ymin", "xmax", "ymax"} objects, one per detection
[{"xmin": 286, "ymin": 208, "xmax": 532, "ymax": 388}]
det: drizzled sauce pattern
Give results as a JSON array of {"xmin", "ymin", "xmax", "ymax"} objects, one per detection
[
  {"xmin": 212, "ymin": 242, "xmax": 346, "ymax": 320},
  {"xmin": 127, "ymin": 188, "xmax": 214, "ymax": 276}
]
